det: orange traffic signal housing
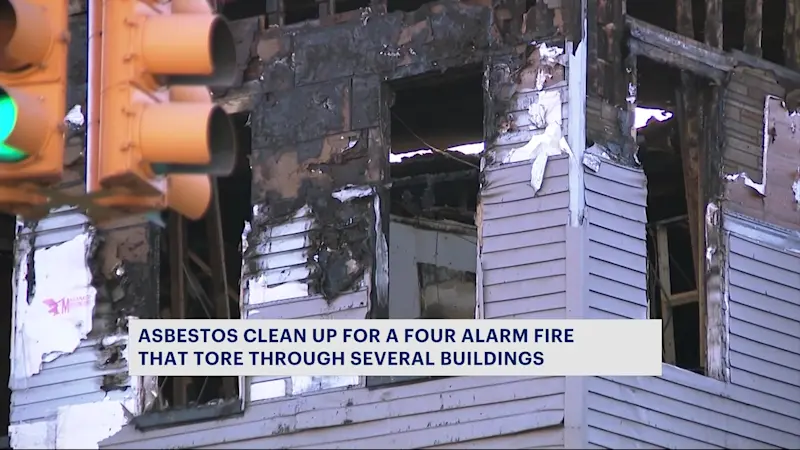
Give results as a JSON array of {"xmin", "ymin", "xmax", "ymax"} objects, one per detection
[
  {"xmin": 0, "ymin": 0, "xmax": 69, "ymax": 215},
  {"xmin": 91, "ymin": 0, "xmax": 238, "ymax": 220}
]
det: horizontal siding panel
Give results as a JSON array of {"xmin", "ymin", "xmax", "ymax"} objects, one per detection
[
  {"xmin": 481, "ymin": 191, "xmax": 570, "ymax": 220},
  {"xmin": 588, "ymin": 292, "xmax": 646, "ymax": 320},
  {"xmin": 424, "ymin": 427, "xmax": 563, "ymax": 449},
  {"xmin": 588, "ymin": 241, "xmax": 646, "ymax": 274},
  {"xmin": 728, "ymin": 253, "xmax": 800, "ymax": 290},
  {"xmin": 589, "ymin": 365, "xmax": 800, "ymax": 449},
  {"xmin": 285, "ymin": 411, "xmax": 563, "ymax": 450},
  {"xmin": 585, "ymin": 191, "xmax": 647, "ymax": 223},
  {"xmin": 590, "ymin": 377, "xmax": 794, "ymax": 445},
  {"xmin": 587, "ymin": 274, "xmax": 646, "ymax": 307},
  {"xmin": 481, "ymin": 226, "xmax": 565, "ymax": 254},
  {"xmin": 588, "ymin": 258, "xmax": 647, "ymax": 290},
  {"xmin": 246, "ymin": 290, "xmax": 368, "ymax": 320},
  {"xmin": 587, "ymin": 426, "xmax": 659, "ymax": 449},
  {"xmin": 587, "ymin": 208, "xmax": 646, "ymax": 240},
  {"xmin": 729, "ymin": 302, "xmax": 800, "ymax": 338},
  {"xmin": 728, "ymin": 285, "xmax": 800, "ymax": 322},
  {"xmin": 729, "ymin": 367, "xmax": 800, "ymax": 403},
  {"xmin": 103, "ymin": 376, "xmax": 566, "ymax": 449},
  {"xmin": 588, "ymin": 409, "xmax": 718, "ymax": 449},
  {"xmin": 588, "ymin": 161, "xmax": 648, "ymax": 191},
  {"xmin": 484, "ymin": 293, "xmax": 564, "ymax": 318},
  {"xmin": 483, "ymin": 259, "xmax": 566, "ymax": 286},
  {"xmin": 19, "ymin": 208, "xmax": 88, "ymax": 249},
  {"xmin": 11, "ymin": 388, "xmax": 132, "ymax": 424},
  {"xmin": 587, "ymin": 225, "xmax": 647, "ymax": 257},
  {"xmin": 483, "ymin": 157, "xmax": 568, "ymax": 188},
  {"xmin": 729, "ymin": 351, "xmax": 800, "ymax": 388},
  {"xmin": 587, "ymin": 308, "xmax": 633, "ymax": 320},
  {"xmin": 729, "ymin": 335, "xmax": 800, "ymax": 371},
  {"xmin": 584, "ymin": 175, "xmax": 647, "ymax": 208},
  {"xmin": 482, "ymin": 241, "xmax": 566, "ymax": 270},
  {"xmin": 482, "ymin": 209, "xmax": 567, "ymax": 237},
  {"xmin": 729, "ymin": 319, "xmax": 799, "ymax": 356},
  {"xmin": 729, "ymin": 270, "xmax": 798, "ymax": 306},
  {"xmin": 728, "ymin": 234, "xmax": 800, "ymax": 272},
  {"xmin": 484, "ymin": 156, "xmax": 568, "ymax": 183},
  {"xmin": 484, "ymin": 275, "xmax": 566, "ymax": 302},
  {"xmin": 480, "ymin": 177, "xmax": 569, "ymax": 204}
]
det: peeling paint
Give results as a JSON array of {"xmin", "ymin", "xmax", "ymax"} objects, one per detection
[
  {"xmin": 792, "ymin": 171, "xmax": 800, "ymax": 206},
  {"xmin": 13, "ymin": 232, "xmax": 96, "ymax": 380},
  {"xmin": 246, "ymin": 277, "xmax": 309, "ymax": 305},
  {"xmin": 332, "ymin": 185, "xmax": 374, "ymax": 202},
  {"xmin": 290, "ymin": 375, "xmax": 359, "ymax": 395},
  {"xmin": 725, "ymin": 172, "xmax": 765, "ymax": 196},
  {"xmin": 10, "ymin": 395, "xmax": 139, "ymax": 449},
  {"xmin": 504, "ymin": 89, "xmax": 573, "ymax": 195}
]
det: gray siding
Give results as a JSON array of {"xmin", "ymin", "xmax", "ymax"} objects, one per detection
[
  {"xmin": 585, "ymin": 193, "xmax": 800, "ymax": 448},
  {"xmin": 479, "ymin": 156, "xmax": 570, "ymax": 320},
  {"xmin": 588, "ymin": 364, "xmax": 800, "ymax": 449},
  {"xmin": 584, "ymin": 162, "xmax": 648, "ymax": 320},
  {"xmin": 103, "ymin": 376, "xmax": 565, "ymax": 449},
  {"xmin": 101, "ymin": 161, "xmax": 571, "ymax": 449},
  {"xmin": 9, "ymin": 209, "xmax": 110, "ymax": 425},
  {"xmin": 726, "ymin": 230, "xmax": 800, "ymax": 410}
]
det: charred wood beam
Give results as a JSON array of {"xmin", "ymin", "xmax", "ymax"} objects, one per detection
[
  {"xmin": 628, "ymin": 40, "xmax": 727, "ymax": 82},
  {"xmin": 167, "ymin": 213, "xmax": 189, "ymax": 408},
  {"xmin": 205, "ymin": 180, "xmax": 237, "ymax": 398},
  {"xmin": 388, "ymin": 169, "xmax": 478, "ymax": 189},
  {"xmin": 675, "ymin": 0, "xmax": 706, "ymax": 374},
  {"xmin": 626, "ymin": 16, "xmax": 734, "ymax": 82},
  {"xmin": 786, "ymin": 0, "xmax": 800, "ymax": 71},
  {"xmin": 743, "ymin": 0, "xmax": 763, "ymax": 57},
  {"xmin": 704, "ymin": 0, "xmax": 722, "ymax": 49}
]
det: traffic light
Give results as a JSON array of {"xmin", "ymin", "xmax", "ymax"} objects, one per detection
[
  {"xmin": 0, "ymin": 0, "xmax": 69, "ymax": 216},
  {"xmin": 90, "ymin": 0, "xmax": 238, "ymax": 221}
]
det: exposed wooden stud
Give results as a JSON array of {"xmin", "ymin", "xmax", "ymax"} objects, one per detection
[
  {"xmin": 786, "ymin": 0, "xmax": 800, "ymax": 71},
  {"xmin": 656, "ymin": 226, "xmax": 677, "ymax": 365},
  {"xmin": 168, "ymin": 213, "xmax": 189, "ymax": 409},
  {"xmin": 205, "ymin": 180, "xmax": 237, "ymax": 398},
  {"xmin": 704, "ymin": 0, "xmax": 723, "ymax": 49},
  {"xmin": 743, "ymin": 0, "xmax": 764, "ymax": 57}
]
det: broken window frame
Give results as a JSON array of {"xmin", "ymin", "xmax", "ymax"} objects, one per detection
[
  {"xmin": 132, "ymin": 181, "xmax": 246, "ymax": 430},
  {"xmin": 627, "ymin": 15, "xmax": 736, "ymax": 379},
  {"xmin": 367, "ymin": 74, "xmax": 482, "ymax": 389}
]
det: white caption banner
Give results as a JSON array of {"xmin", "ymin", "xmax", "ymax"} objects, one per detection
[{"xmin": 128, "ymin": 319, "xmax": 663, "ymax": 377}]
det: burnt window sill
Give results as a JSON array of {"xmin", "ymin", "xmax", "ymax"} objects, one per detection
[
  {"xmin": 367, "ymin": 375, "xmax": 452, "ymax": 389},
  {"xmin": 131, "ymin": 398, "xmax": 243, "ymax": 431}
]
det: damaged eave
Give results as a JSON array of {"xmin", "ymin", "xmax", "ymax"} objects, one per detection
[{"xmin": 626, "ymin": 15, "xmax": 734, "ymax": 81}]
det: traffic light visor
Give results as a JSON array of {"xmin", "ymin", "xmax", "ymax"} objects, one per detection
[
  {"xmin": 0, "ymin": 0, "xmax": 55, "ymax": 72},
  {"xmin": 0, "ymin": 87, "xmax": 23, "ymax": 162}
]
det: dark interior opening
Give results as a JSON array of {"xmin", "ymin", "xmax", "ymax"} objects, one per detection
[
  {"xmin": 626, "ymin": 0, "xmax": 786, "ymax": 74},
  {"xmin": 637, "ymin": 59, "xmax": 704, "ymax": 374},
  {"xmin": 387, "ymin": 0, "xmax": 436, "ymax": 13},
  {"xmin": 154, "ymin": 113, "xmax": 251, "ymax": 413},
  {"xmin": 284, "ymin": 0, "xmax": 319, "ymax": 25},
  {"xmin": 383, "ymin": 65, "xmax": 483, "ymax": 330},
  {"xmin": 388, "ymin": 66, "xmax": 483, "ymax": 226},
  {"xmin": 336, "ymin": 0, "xmax": 371, "ymax": 13},
  {"xmin": 0, "ymin": 214, "xmax": 15, "ymax": 448},
  {"xmin": 216, "ymin": 0, "xmax": 267, "ymax": 21}
]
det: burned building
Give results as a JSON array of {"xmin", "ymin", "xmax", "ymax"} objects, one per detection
[{"xmin": 2, "ymin": 0, "xmax": 800, "ymax": 448}]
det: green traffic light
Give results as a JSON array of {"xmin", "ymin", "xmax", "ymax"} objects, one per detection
[{"xmin": 0, "ymin": 89, "xmax": 26, "ymax": 163}]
